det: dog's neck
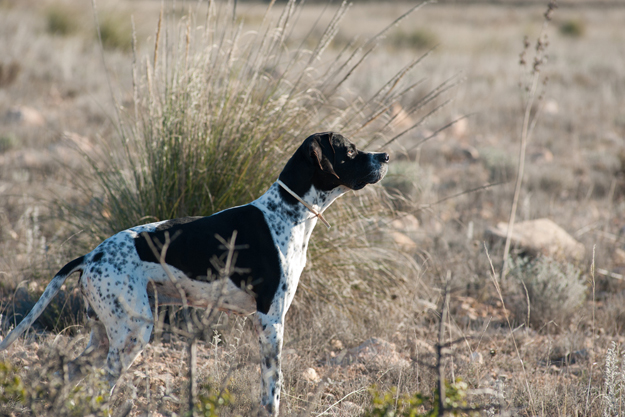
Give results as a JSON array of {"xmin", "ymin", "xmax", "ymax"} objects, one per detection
[{"xmin": 253, "ymin": 182, "xmax": 348, "ymax": 231}]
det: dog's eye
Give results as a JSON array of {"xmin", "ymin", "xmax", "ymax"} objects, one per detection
[{"xmin": 347, "ymin": 148, "xmax": 356, "ymax": 158}]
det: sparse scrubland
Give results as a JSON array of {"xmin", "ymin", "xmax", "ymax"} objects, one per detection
[{"xmin": 1, "ymin": 0, "xmax": 625, "ymax": 415}]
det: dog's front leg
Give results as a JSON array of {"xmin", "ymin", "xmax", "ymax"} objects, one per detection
[{"xmin": 256, "ymin": 313, "xmax": 284, "ymax": 416}]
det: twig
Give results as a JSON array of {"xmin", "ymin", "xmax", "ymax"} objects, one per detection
[
  {"xmin": 436, "ymin": 278, "xmax": 450, "ymax": 415},
  {"xmin": 484, "ymin": 242, "xmax": 536, "ymax": 414},
  {"xmin": 585, "ymin": 245, "xmax": 596, "ymax": 414},
  {"xmin": 416, "ymin": 181, "xmax": 505, "ymax": 213},
  {"xmin": 314, "ymin": 387, "xmax": 368, "ymax": 416}
]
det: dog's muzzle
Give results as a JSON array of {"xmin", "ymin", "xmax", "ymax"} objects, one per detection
[{"xmin": 354, "ymin": 152, "xmax": 389, "ymax": 190}]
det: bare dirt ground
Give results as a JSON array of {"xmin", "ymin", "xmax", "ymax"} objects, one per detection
[{"xmin": 1, "ymin": 0, "xmax": 625, "ymax": 415}]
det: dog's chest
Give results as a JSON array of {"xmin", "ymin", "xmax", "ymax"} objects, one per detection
[{"xmin": 251, "ymin": 190, "xmax": 315, "ymax": 311}]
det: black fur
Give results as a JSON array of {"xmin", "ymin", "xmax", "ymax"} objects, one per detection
[
  {"xmin": 57, "ymin": 256, "xmax": 85, "ymax": 277},
  {"xmin": 133, "ymin": 205, "xmax": 281, "ymax": 314}
]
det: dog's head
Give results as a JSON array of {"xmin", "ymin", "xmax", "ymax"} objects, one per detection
[
  {"xmin": 279, "ymin": 132, "xmax": 389, "ymax": 199},
  {"xmin": 304, "ymin": 132, "xmax": 389, "ymax": 192}
]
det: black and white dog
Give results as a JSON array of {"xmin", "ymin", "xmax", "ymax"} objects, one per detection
[{"xmin": 0, "ymin": 132, "xmax": 389, "ymax": 415}]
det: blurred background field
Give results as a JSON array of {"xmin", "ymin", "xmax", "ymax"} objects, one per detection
[{"xmin": 0, "ymin": 0, "xmax": 625, "ymax": 415}]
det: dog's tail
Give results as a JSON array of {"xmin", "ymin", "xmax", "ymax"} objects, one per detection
[{"xmin": 0, "ymin": 256, "xmax": 85, "ymax": 351}]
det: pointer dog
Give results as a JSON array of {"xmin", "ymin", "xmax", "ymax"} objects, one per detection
[{"xmin": 0, "ymin": 132, "xmax": 389, "ymax": 416}]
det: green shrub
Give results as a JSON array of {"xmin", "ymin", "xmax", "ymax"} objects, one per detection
[
  {"xmin": 559, "ymin": 19, "xmax": 585, "ymax": 38},
  {"xmin": 0, "ymin": 362, "xmax": 25, "ymax": 405},
  {"xmin": 0, "ymin": 358, "xmax": 110, "ymax": 416},
  {"xmin": 388, "ymin": 28, "xmax": 438, "ymax": 51},
  {"xmin": 45, "ymin": 4, "xmax": 78, "ymax": 36},
  {"xmin": 508, "ymin": 256, "xmax": 586, "ymax": 330},
  {"xmin": 0, "ymin": 133, "xmax": 17, "ymax": 153},
  {"xmin": 365, "ymin": 379, "xmax": 471, "ymax": 417},
  {"xmin": 98, "ymin": 13, "xmax": 132, "ymax": 51},
  {"xmin": 195, "ymin": 384, "xmax": 231, "ymax": 417}
]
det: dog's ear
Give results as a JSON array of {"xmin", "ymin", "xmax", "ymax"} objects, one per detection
[{"xmin": 309, "ymin": 136, "xmax": 339, "ymax": 179}]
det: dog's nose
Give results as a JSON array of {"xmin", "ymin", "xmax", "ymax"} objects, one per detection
[{"xmin": 379, "ymin": 153, "xmax": 390, "ymax": 163}]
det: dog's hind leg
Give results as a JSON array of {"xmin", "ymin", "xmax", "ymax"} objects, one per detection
[
  {"xmin": 67, "ymin": 317, "xmax": 110, "ymax": 381},
  {"xmin": 102, "ymin": 294, "xmax": 154, "ymax": 387},
  {"xmin": 81, "ymin": 274, "xmax": 154, "ymax": 387}
]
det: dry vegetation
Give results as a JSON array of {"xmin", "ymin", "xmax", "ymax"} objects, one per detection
[{"xmin": 1, "ymin": 0, "xmax": 625, "ymax": 415}]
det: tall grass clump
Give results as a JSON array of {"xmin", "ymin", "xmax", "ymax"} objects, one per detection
[{"xmin": 75, "ymin": 0, "xmax": 454, "ymax": 312}]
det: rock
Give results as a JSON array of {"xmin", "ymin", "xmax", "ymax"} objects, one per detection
[
  {"xmin": 330, "ymin": 339, "xmax": 344, "ymax": 351},
  {"xmin": 486, "ymin": 218, "xmax": 585, "ymax": 260},
  {"xmin": 333, "ymin": 338, "xmax": 409, "ymax": 369},
  {"xmin": 451, "ymin": 115, "xmax": 469, "ymax": 138},
  {"xmin": 542, "ymin": 349, "xmax": 588, "ymax": 367},
  {"xmin": 390, "ymin": 231, "xmax": 417, "ymax": 251},
  {"xmin": 302, "ymin": 367, "xmax": 321, "ymax": 383},
  {"xmin": 390, "ymin": 214, "xmax": 419, "ymax": 232},
  {"xmin": 5, "ymin": 106, "xmax": 45, "ymax": 127},
  {"xmin": 529, "ymin": 148, "xmax": 554, "ymax": 163},
  {"xmin": 62, "ymin": 131, "xmax": 97, "ymax": 155},
  {"xmin": 543, "ymin": 99, "xmax": 559, "ymax": 115},
  {"xmin": 441, "ymin": 142, "xmax": 479, "ymax": 163}
]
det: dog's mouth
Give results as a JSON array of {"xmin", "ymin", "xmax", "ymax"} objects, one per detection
[
  {"xmin": 354, "ymin": 180, "xmax": 368, "ymax": 190},
  {"xmin": 353, "ymin": 164, "xmax": 388, "ymax": 190}
]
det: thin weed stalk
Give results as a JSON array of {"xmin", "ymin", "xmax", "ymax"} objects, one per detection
[
  {"xmin": 500, "ymin": 0, "xmax": 558, "ymax": 283},
  {"xmin": 484, "ymin": 242, "xmax": 536, "ymax": 415}
]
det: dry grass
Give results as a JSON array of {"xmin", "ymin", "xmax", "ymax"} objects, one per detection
[{"xmin": 1, "ymin": 0, "xmax": 625, "ymax": 415}]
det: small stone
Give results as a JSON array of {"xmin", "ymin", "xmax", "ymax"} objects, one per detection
[
  {"xmin": 330, "ymin": 339, "xmax": 344, "ymax": 351},
  {"xmin": 5, "ymin": 106, "xmax": 45, "ymax": 127},
  {"xmin": 390, "ymin": 231, "xmax": 417, "ymax": 251},
  {"xmin": 485, "ymin": 218, "xmax": 584, "ymax": 260},
  {"xmin": 302, "ymin": 367, "xmax": 321, "ymax": 383},
  {"xmin": 390, "ymin": 214, "xmax": 419, "ymax": 232}
]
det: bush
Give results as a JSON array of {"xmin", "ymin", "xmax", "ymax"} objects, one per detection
[
  {"xmin": 0, "ymin": 133, "xmax": 17, "ymax": 153},
  {"xmin": 98, "ymin": 13, "xmax": 132, "ymax": 51},
  {"xmin": 507, "ymin": 255, "xmax": 586, "ymax": 330},
  {"xmin": 559, "ymin": 19, "xmax": 585, "ymax": 38},
  {"xmin": 44, "ymin": 4, "xmax": 78, "ymax": 36},
  {"xmin": 0, "ymin": 356, "xmax": 110, "ymax": 416}
]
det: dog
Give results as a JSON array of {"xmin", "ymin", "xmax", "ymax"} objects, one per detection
[{"xmin": 0, "ymin": 131, "xmax": 389, "ymax": 416}]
